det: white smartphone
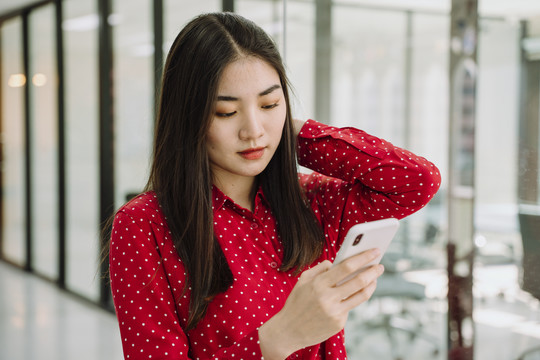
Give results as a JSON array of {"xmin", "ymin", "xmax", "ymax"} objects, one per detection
[{"xmin": 332, "ymin": 218, "xmax": 399, "ymax": 285}]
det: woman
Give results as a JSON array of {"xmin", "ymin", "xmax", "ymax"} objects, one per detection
[{"xmin": 108, "ymin": 12, "xmax": 441, "ymax": 359}]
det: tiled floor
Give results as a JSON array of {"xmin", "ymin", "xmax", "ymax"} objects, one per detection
[
  {"xmin": 2, "ymin": 260, "xmax": 540, "ymax": 360},
  {"xmin": 0, "ymin": 261, "xmax": 123, "ymax": 360}
]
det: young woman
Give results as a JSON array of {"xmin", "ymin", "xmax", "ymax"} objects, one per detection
[{"xmin": 108, "ymin": 12, "xmax": 441, "ymax": 359}]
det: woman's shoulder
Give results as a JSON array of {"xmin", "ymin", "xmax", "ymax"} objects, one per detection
[{"xmin": 116, "ymin": 191, "xmax": 167, "ymax": 227}]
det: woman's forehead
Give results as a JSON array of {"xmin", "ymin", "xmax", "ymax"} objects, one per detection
[{"xmin": 217, "ymin": 57, "xmax": 282, "ymax": 98}]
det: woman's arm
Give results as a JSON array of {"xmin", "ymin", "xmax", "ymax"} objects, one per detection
[
  {"xmin": 297, "ymin": 119, "xmax": 440, "ymax": 211},
  {"xmin": 296, "ymin": 119, "xmax": 441, "ymax": 248},
  {"xmin": 109, "ymin": 210, "xmax": 192, "ymax": 359}
]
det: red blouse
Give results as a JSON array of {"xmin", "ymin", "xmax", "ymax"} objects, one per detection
[{"xmin": 109, "ymin": 119, "xmax": 441, "ymax": 359}]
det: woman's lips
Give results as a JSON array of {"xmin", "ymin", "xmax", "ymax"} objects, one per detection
[{"xmin": 239, "ymin": 147, "xmax": 265, "ymax": 160}]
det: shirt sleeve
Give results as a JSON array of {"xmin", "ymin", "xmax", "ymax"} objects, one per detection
[
  {"xmin": 109, "ymin": 209, "xmax": 265, "ymax": 360},
  {"xmin": 297, "ymin": 119, "xmax": 441, "ymax": 256}
]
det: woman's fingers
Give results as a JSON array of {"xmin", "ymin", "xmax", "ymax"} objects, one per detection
[
  {"xmin": 337, "ymin": 264, "xmax": 384, "ymax": 301},
  {"xmin": 299, "ymin": 260, "xmax": 332, "ymax": 282},
  {"xmin": 321, "ymin": 248, "xmax": 380, "ymax": 286},
  {"xmin": 340, "ymin": 278, "xmax": 379, "ymax": 309},
  {"xmin": 315, "ymin": 249, "xmax": 385, "ymax": 305}
]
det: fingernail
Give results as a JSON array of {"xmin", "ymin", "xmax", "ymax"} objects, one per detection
[{"xmin": 371, "ymin": 248, "xmax": 381, "ymax": 257}]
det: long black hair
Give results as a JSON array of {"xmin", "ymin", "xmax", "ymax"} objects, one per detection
[{"xmin": 145, "ymin": 12, "xmax": 324, "ymax": 331}]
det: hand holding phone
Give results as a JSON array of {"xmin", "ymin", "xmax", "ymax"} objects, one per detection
[{"xmin": 332, "ymin": 218, "xmax": 399, "ymax": 285}]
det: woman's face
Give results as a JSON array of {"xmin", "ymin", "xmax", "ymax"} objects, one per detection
[{"xmin": 206, "ymin": 56, "xmax": 287, "ymax": 187}]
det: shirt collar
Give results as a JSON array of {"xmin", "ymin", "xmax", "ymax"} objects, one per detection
[{"xmin": 211, "ymin": 185, "xmax": 228, "ymax": 211}]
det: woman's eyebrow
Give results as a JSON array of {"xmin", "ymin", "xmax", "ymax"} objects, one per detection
[
  {"xmin": 216, "ymin": 84, "xmax": 281, "ymax": 102},
  {"xmin": 217, "ymin": 95, "xmax": 238, "ymax": 101},
  {"xmin": 258, "ymin": 84, "xmax": 281, "ymax": 97}
]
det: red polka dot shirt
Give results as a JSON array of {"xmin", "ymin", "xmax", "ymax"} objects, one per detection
[{"xmin": 109, "ymin": 119, "xmax": 441, "ymax": 359}]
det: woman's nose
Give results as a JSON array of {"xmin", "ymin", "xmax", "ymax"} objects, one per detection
[{"xmin": 239, "ymin": 110, "xmax": 264, "ymax": 140}]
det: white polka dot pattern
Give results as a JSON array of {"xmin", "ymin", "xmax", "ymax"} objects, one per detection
[{"xmin": 109, "ymin": 119, "xmax": 441, "ymax": 359}]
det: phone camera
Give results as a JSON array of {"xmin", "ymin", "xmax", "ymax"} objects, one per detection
[{"xmin": 353, "ymin": 234, "xmax": 363, "ymax": 246}]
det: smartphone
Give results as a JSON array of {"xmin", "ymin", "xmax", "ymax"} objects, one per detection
[{"xmin": 332, "ymin": 217, "xmax": 399, "ymax": 285}]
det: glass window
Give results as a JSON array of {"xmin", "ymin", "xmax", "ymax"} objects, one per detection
[
  {"xmin": 114, "ymin": 0, "xmax": 153, "ymax": 206},
  {"xmin": 284, "ymin": 0, "xmax": 315, "ymax": 119},
  {"xmin": 1, "ymin": 17, "xmax": 25, "ymax": 267},
  {"xmin": 236, "ymin": 0, "xmax": 285, "ymax": 52},
  {"xmin": 164, "ymin": 0, "xmax": 221, "ymax": 55},
  {"xmin": 409, "ymin": 12, "xmax": 449, "ymax": 265},
  {"xmin": 332, "ymin": 5, "xmax": 406, "ymax": 141},
  {"xmin": 29, "ymin": 4, "xmax": 58, "ymax": 279},
  {"xmin": 474, "ymin": 17, "xmax": 527, "ymax": 359},
  {"xmin": 63, "ymin": 0, "xmax": 100, "ymax": 301},
  {"xmin": 475, "ymin": 18, "xmax": 520, "ymax": 254}
]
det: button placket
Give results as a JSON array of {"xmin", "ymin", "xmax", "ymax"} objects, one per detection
[{"xmin": 250, "ymin": 215, "xmax": 282, "ymax": 270}]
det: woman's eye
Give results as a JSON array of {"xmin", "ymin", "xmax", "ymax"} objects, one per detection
[
  {"xmin": 262, "ymin": 103, "xmax": 278, "ymax": 110},
  {"xmin": 216, "ymin": 111, "xmax": 236, "ymax": 118}
]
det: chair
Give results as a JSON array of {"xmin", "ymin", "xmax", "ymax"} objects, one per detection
[
  {"xmin": 346, "ymin": 252, "xmax": 440, "ymax": 360},
  {"xmin": 516, "ymin": 208, "xmax": 540, "ymax": 360}
]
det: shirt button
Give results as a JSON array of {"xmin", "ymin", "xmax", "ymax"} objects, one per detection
[
  {"xmin": 251, "ymin": 222, "xmax": 258, "ymax": 229},
  {"xmin": 270, "ymin": 262, "xmax": 278, "ymax": 269}
]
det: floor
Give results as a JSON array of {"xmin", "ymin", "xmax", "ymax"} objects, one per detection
[
  {"xmin": 1, "ymin": 260, "xmax": 540, "ymax": 360},
  {"xmin": 0, "ymin": 261, "xmax": 123, "ymax": 360},
  {"xmin": 345, "ymin": 264, "xmax": 540, "ymax": 359}
]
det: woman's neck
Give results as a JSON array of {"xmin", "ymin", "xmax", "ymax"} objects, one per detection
[{"xmin": 214, "ymin": 176, "xmax": 258, "ymax": 212}]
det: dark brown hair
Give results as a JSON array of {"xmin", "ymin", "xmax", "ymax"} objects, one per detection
[{"xmin": 145, "ymin": 12, "xmax": 324, "ymax": 331}]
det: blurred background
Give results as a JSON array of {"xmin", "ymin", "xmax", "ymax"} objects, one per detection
[{"xmin": 1, "ymin": 0, "xmax": 540, "ymax": 359}]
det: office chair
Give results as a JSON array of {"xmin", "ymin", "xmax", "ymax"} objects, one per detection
[{"xmin": 516, "ymin": 210, "xmax": 540, "ymax": 360}]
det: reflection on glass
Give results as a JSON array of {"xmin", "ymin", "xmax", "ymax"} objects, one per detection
[
  {"xmin": 64, "ymin": 0, "xmax": 100, "ymax": 301},
  {"xmin": 30, "ymin": 4, "xmax": 58, "ymax": 280},
  {"xmin": 1, "ymin": 18, "xmax": 25, "ymax": 266}
]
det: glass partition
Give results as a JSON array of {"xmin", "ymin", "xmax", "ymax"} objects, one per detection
[
  {"xmin": 63, "ymin": 0, "xmax": 100, "ymax": 300},
  {"xmin": 408, "ymin": 12, "xmax": 449, "ymax": 268},
  {"xmin": 332, "ymin": 5, "xmax": 407, "ymax": 141},
  {"xmin": 284, "ymin": 0, "xmax": 315, "ymax": 119},
  {"xmin": 164, "ymin": 0, "xmax": 221, "ymax": 54},
  {"xmin": 237, "ymin": 0, "xmax": 285, "ymax": 52},
  {"xmin": 113, "ymin": 0, "xmax": 153, "ymax": 206},
  {"xmin": 29, "ymin": 4, "xmax": 58, "ymax": 280},
  {"xmin": 475, "ymin": 18, "xmax": 520, "ymax": 261},
  {"xmin": 1, "ymin": 18, "xmax": 25, "ymax": 267},
  {"xmin": 473, "ymin": 16, "xmax": 537, "ymax": 360}
]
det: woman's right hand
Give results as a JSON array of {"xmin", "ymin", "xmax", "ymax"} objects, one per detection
[{"xmin": 258, "ymin": 248, "xmax": 385, "ymax": 359}]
